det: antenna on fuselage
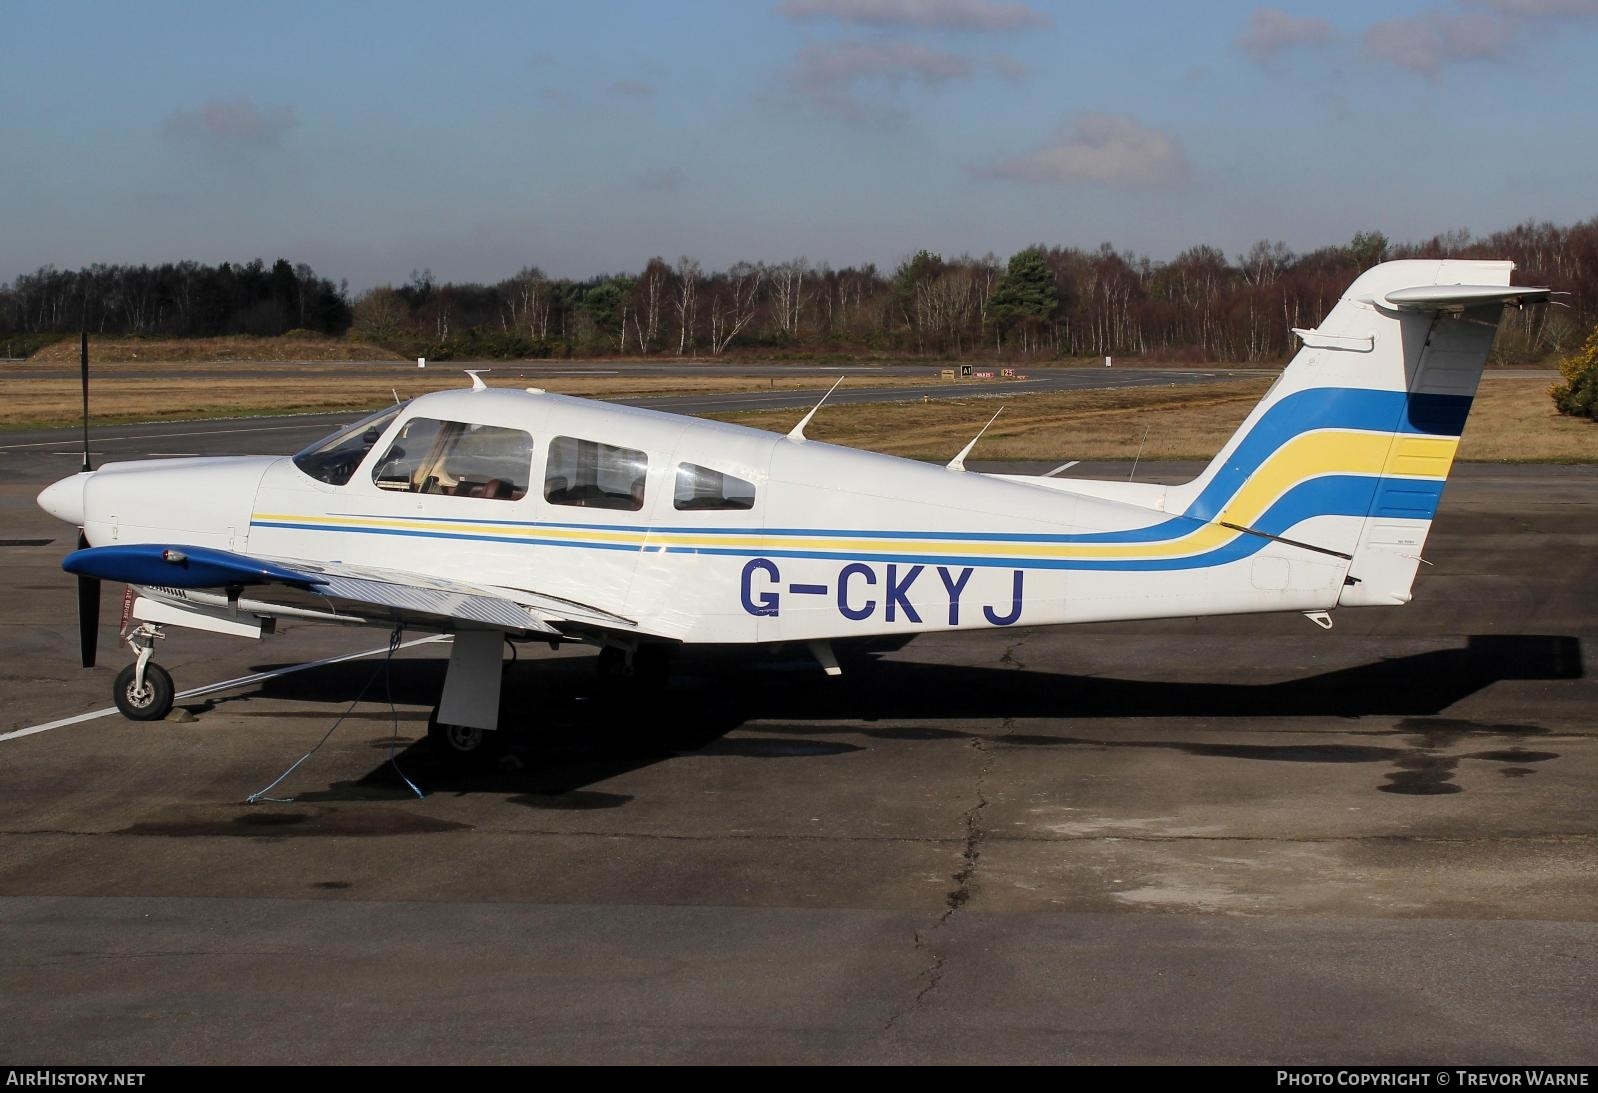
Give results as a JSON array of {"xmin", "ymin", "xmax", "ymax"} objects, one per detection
[
  {"xmin": 1128, "ymin": 422, "xmax": 1152, "ymax": 482},
  {"xmin": 787, "ymin": 376, "xmax": 845, "ymax": 442},
  {"xmin": 464, "ymin": 369, "xmax": 491, "ymax": 391},
  {"xmin": 946, "ymin": 406, "xmax": 1003, "ymax": 473}
]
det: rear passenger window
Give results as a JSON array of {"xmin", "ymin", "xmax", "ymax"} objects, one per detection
[
  {"xmin": 674, "ymin": 463, "xmax": 757, "ymax": 511},
  {"xmin": 544, "ymin": 436, "xmax": 648, "ymax": 511},
  {"xmin": 371, "ymin": 418, "xmax": 532, "ymax": 500}
]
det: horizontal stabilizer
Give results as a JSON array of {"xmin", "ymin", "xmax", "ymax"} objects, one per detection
[{"xmin": 1379, "ymin": 284, "xmax": 1550, "ymax": 311}]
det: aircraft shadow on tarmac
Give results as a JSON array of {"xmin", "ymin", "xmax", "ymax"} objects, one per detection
[{"xmin": 213, "ymin": 632, "xmax": 1581, "ymax": 805}]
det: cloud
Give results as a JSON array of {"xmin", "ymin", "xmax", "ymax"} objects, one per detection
[
  {"xmin": 610, "ymin": 79, "xmax": 656, "ymax": 97},
  {"xmin": 787, "ymin": 39, "xmax": 973, "ymax": 117},
  {"xmin": 976, "ymin": 113, "xmax": 1190, "ymax": 187},
  {"xmin": 988, "ymin": 52, "xmax": 1027, "ymax": 79},
  {"xmin": 1362, "ymin": 12, "xmax": 1510, "ymax": 74},
  {"xmin": 162, "ymin": 97, "xmax": 296, "ymax": 147},
  {"xmin": 1237, "ymin": 8, "xmax": 1337, "ymax": 63},
  {"xmin": 776, "ymin": 0, "xmax": 1049, "ymax": 32},
  {"xmin": 1464, "ymin": 0, "xmax": 1598, "ymax": 16}
]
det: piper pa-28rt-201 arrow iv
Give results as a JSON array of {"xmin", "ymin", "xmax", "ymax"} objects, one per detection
[{"xmin": 37, "ymin": 260, "xmax": 1550, "ymax": 764}]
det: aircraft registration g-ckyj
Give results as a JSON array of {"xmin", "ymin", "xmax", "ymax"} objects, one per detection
[{"xmin": 37, "ymin": 259, "xmax": 1549, "ymax": 763}]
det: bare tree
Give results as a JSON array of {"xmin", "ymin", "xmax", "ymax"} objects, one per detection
[
  {"xmin": 499, "ymin": 266, "xmax": 550, "ymax": 339},
  {"xmin": 634, "ymin": 257, "xmax": 669, "ymax": 353},
  {"xmin": 708, "ymin": 262, "xmax": 765, "ymax": 355},
  {"xmin": 769, "ymin": 258, "xmax": 810, "ymax": 338},
  {"xmin": 673, "ymin": 256, "xmax": 701, "ymax": 356}
]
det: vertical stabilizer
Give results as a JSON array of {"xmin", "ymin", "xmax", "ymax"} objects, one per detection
[{"xmin": 1159, "ymin": 260, "xmax": 1547, "ymax": 607}]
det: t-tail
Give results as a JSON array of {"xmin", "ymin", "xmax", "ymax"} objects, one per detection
[{"xmin": 1158, "ymin": 259, "xmax": 1549, "ymax": 607}]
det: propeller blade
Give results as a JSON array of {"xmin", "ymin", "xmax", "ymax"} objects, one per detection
[
  {"xmin": 76, "ymin": 529, "xmax": 100, "ymax": 668},
  {"xmin": 80, "ymin": 331, "xmax": 92, "ymax": 473}
]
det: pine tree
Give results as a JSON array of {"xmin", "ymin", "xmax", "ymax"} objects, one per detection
[{"xmin": 987, "ymin": 247, "xmax": 1058, "ymax": 353}]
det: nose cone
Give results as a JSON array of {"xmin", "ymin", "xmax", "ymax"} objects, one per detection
[{"xmin": 37, "ymin": 472, "xmax": 90, "ymax": 525}]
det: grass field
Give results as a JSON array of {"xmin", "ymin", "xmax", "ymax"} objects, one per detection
[
  {"xmin": 1, "ymin": 359, "xmax": 1589, "ymax": 461},
  {"xmin": 716, "ymin": 376, "xmax": 1596, "ymax": 463},
  {"xmin": 0, "ymin": 364, "xmax": 919, "ymax": 429},
  {"xmin": 26, "ymin": 335, "xmax": 403, "ymax": 364}
]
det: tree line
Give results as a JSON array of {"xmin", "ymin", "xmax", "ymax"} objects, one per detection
[
  {"xmin": 0, "ymin": 258, "xmax": 351, "ymax": 355},
  {"xmin": 5, "ymin": 218, "xmax": 1596, "ymax": 363}
]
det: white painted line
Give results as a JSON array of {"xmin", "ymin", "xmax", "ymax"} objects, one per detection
[
  {"xmin": 0, "ymin": 635, "xmax": 447, "ymax": 744},
  {"xmin": 1044, "ymin": 460, "xmax": 1080, "ymax": 477}
]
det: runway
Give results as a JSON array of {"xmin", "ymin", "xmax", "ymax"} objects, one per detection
[
  {"xmin": 0, "ymin": 408, "xmax": 1593, "ymax": 1061},
  {"xmin": 0, "ymin": 363, "xmax": 1263, "ymax": 479}
]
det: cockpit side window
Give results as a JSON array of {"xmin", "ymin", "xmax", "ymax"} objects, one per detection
[
  {"xmin": 674, "ymin": 463, "xmax": 757, "ymax": 511},
  {"xmin": 292, "ymin": 404, "xmax": 406, "ymax": 485},
  {"xmin": 544, "ymin": 436, "xmax": 648, "ymax": 511},
  {"xmin": 371, "ymin": 417, "xmax": 533, "ymax": 500}
]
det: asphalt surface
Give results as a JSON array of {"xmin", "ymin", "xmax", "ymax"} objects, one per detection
[{"xmin": 0, "ymin": 401, "xmax": 1593, "ymax": 1063}]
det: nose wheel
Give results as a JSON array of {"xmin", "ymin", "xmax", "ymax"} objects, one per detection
[
  {"xmin": 113, "ymin": 661, "xmax": 175, "ymax": 721},
  {"xmin": 113, "ymin": 621, "xmax": 175, "ymax": 721}
]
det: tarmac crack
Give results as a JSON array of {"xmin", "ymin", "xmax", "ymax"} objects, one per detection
[{"xmin": 886, "ymin": 709, "xmax": 1009, "ymax": 1036}]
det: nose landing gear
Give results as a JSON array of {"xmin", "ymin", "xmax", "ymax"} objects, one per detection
[{"xmin": 113, "ymin": 622, "xmax": 175, "ymax": 721}]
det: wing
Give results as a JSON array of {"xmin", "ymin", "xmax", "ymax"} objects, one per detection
[{"xmin": 63, "ymin": 543, "xmax": 637, "ymax": 637}]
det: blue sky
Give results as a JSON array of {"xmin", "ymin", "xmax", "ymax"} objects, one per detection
[{"xmin": 4, "ymin": 0, "xmax": 1596, "ymax": 290}]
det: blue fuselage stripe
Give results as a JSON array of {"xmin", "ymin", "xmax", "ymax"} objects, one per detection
[{"xmin": 251, "ymin": 474, "xmax": 1445, "ymax": 572}]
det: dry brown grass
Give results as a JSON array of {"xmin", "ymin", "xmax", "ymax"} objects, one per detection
[
  {"xmin": 28, "ymin": 335, "xmax": 404, "ymax": 364},
  {"xmin": 0, "ymin": 365, "xmax": 931, "ymax": 428},
  {"xmin": 2, "ymin": 360, "xmax": 1587, "ymax": 462},
  {"xmin": 715, "ymin": 376, "xmax": 1597, "ymax": 463},
  {"xmin": 1458, "ymin": 377, "xmax": 1598, "ymax": 461}
]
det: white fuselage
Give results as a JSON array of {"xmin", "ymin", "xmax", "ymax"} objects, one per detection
[{"xmin": 81, "ymin": 388, "xmax": 1351, "ymax": 646}]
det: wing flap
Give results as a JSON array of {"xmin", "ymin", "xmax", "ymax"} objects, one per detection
[{"xmin": 307, "ymin": 573, "xmax": 559, "ymax": 633}]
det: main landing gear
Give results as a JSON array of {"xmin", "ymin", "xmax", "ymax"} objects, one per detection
[
  {"xmin": 113, "ymin": 622, "xmax": 175, "ymax": 721},
  {"xmin": 595, "ymin": 641, "xmax": 673, "ymax": 690},
  {"xmin": 426, "ymin": 704, "xmax": 508, "ymax": 768}
]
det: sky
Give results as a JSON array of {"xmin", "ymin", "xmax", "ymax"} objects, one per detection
[{"xmin": 3, "ymin": 0, "xmax": 1596, "ymax": 291}]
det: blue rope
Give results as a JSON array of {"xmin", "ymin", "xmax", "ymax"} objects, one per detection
[
  {"xmin": 245, "ymin": 624, "xmax": 425, "ymax": 803},
  {"xmin": 384, "ymin": 625, "xmax": 425, "ymax": 799}
]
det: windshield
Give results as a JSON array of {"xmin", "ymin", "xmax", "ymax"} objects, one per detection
[{"xmin": 292, "ymin": 403, "xmax": 407, "ymax": 485}]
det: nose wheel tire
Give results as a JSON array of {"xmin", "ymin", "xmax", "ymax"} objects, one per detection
[
  {"xmin": 426, "ymin": 706, "xmax": 508, "ymax": 768},
  {"xmin": 113, "ymin": 662, "xmax": 175, "ymax": 721}
]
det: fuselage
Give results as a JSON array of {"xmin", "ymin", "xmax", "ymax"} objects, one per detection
[{"xmin": 67, "ymin": 386, "xmax": 1351, "ymax": 645}]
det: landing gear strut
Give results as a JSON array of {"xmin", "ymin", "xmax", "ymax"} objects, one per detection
[
  {"xmin": 113, "ymin": 622, "xmax": 174, "ymax": 721},
  {"xmin": 596, "ymin": 641, "xmax": 673, "ymax": 691}
]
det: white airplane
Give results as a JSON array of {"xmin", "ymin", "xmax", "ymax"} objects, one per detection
[{"xmin": 37, "ymin": 259, "xmax": 1548, "ymax": 764}]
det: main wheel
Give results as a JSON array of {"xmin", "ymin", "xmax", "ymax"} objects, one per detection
[
  {"xmin": 113, "ymin": 662, "xmax": 175, "ymax": 721},
  {"xmin": 426, "ymin": 706, "xmax": 508, "ymax": 768}
]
